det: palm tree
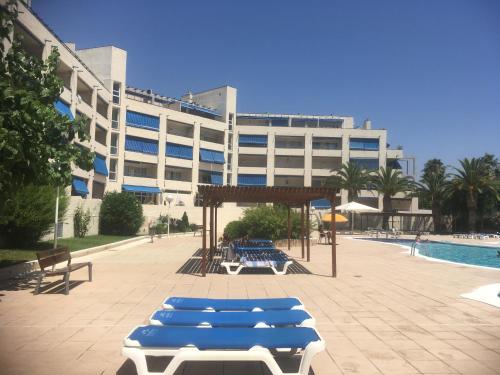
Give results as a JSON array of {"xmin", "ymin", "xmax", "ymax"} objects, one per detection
[
  {"xmin": 371, "ymin": 167, "xmax": 415, "ymax": 229},
  {"xmin": 417, "ymin": 172, "xmax": 450, "ymax": 233},
  {"xmin": 450, "ymin": 158, "xmax": 499, "ymax": 232},
  {"xmin": 324, "ymin": 162, "xmax": 369, "ymax": 201}
]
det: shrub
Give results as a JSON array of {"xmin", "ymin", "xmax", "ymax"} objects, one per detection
[
  {"xmin": 73, "ymin": 206, "xmax": 91, "ymax": 238},
  {"xmin": 179, "ymin": 212, "xmax": 190, "ymax": 232},
  {"xmin": 99, "ymin": 192, "xmax": 143, "ymax": 235},
  {"xmin": 223, "ymin": 205, "xmax": 303, "ymax": 241},
  {"xmin": 0, "ymin": 185, "xmax": 68, "ymax": 247},
  {"xmin": 224, "ymin": 220, "xmax": 247, "ymax": 240}
]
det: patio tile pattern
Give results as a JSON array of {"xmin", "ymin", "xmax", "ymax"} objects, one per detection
[{"xmin": 0, "ymin": 235, "xmax": 499, "ymax": 374}]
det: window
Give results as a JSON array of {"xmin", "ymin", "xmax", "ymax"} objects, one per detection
[
  {"xmin": 349, "ymin": 138, "xmax": 379, "ymax": 151},
  {"xmin": 228, "ymin": 113, "xmax": 234, "ymax": 130},
  {"xmin": 109, "ymin": 159, "xmax": 117, "ymax": 181},
  {"xmin": 112, "ymin": 108, "xmax": 120, "ymax": 130},
  {"xmin": 110, "ymin": 134, "xmax": 119, "ymax": 155},
  {"xmin": 132, "ymin": 192, "xmax": 156, "ymax": 205},
  {"xmin": 113, "ymin": 82, "xmax": 121, "ymax": 104}
]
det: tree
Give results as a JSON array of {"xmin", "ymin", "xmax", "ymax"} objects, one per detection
[
  {"xmin": 99, "ymin": 192, "xmax": 144, "ymax": 235},
  {"xmin": 371, "ymin": 167, "xmax": 415, "ymax": 229},
  {"xmin": 0, "ymin": 185, "xmax": 68, "ymax": 247},
  {"xmin": 451, "ymin": 157, "xmax": 499, "ymax": 232},
  {"xmin": 324, "ymin": 162, "xmax": 369, "ymax": 202},
  {"xmin": 422, "ymin": 159, "xmax": 445, "ymax": 181},
  {"xmin": 0, "ymin": 1, "xmax": 93, "ymax": 221},
  {"xmin": 417, "ymin": 172, "xmax": 450, "ymax": 233}
]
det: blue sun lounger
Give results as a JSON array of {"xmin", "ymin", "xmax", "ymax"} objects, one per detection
[
  {"xmin": 163, "ymin": 296, "xmax": 304, "ymax": 311},
  {"xmin": 149, "ymin": 309, "xmax": 314, "ymax": 327},
  {"xmin": 122, "ymin": 325, "xmax": 325, "ymax": 375},
  {"xmin": 222, "ymin": 248, "xmax": 292, "ymax": 275}
]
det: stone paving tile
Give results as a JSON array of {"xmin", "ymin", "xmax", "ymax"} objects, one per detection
[{"xmin": 1, "ymin": 235, "xmax": 499, "ymax": 375}]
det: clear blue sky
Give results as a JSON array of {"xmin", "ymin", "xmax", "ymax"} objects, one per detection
[{"xmin": 32, "ymin": 0, "xmax": 500, "ymax": 175}]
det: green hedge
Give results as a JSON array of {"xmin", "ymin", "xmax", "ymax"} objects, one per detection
[
  {"xmin": 223, "ymin": 205, "xmax": 302, "ymax": 241},
  {"xmin": 99, "ymin": 192, "xmax": 144, "ymax": 235},
  {"xmin": 0, "ymin": 185, "xmax": 68, "ymax": 247}
]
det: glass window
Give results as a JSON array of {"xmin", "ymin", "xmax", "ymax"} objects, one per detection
[
  {"xmin": 113, "ymin": 82, "xmax": 121, "ymax": 104},
  {"xmin": 112, "ymin": 108, "xmax": 120, "ymax": 130}
]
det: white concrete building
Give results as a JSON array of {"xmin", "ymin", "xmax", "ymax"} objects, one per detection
[{"xmin": 10, "ymin": 1, "xmax": 418, "ymax": 233}]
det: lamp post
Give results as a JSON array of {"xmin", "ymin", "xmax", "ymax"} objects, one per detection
[
  {"xmin": 53, "ymin": 186, "xmax": 60, "ymax": 249},
  {"xmin": 165, "ymin": 194, "xmax": 174, "ymax": 236}
]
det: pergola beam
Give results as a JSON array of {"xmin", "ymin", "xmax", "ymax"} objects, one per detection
[{"xmin": 198, "ymin": 186, "xmax": 340, "ymax": 277}]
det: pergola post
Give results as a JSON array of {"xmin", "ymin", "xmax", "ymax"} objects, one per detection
[
  {"xmin": 215, "ymin": 205, "xmax": 218, "ymax": 252},
  {"xmin": 209, "ymin": 204, "xmax": 214, "ymax": 261},
  {"xmin": 331, "ymin": 194, "xmax": 337, "ymax": 277},
  {"xmin": 287, "ymin": 205, "xmax": 291, "ymax": 251},
  {"xmin": 306, "ymin": 202, "xmax": 310, "ymax": 262},
  {"xmin": 202, "ymin": 203, "xmax": 207, "ymax": 277},
  {"xmin": 300, "ymin": 205, "xmax": 305, "ymax": 259}
]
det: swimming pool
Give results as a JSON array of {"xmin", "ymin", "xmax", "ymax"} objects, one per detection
[{"xmin": 363, "ymin": 238, "xmax": 500, "ymax": 269}]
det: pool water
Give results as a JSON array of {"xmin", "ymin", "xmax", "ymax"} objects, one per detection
[{"xmin": 365, "ymin": 238, "xmax": 500, "ymax": 269}]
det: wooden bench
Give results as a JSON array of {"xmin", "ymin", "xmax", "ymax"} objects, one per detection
[{"xmin": 35, "ymin": 247, "xmax": 92, "ymax": 295}]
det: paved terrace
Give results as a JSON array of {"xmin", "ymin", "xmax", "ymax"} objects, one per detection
[{"xmin": 0, "ymin": 235, "xmax": 499, "ymax": 375}]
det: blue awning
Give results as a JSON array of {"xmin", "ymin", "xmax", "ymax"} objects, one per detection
[
  {"xmin": 122, "ymin": 185, "xmax": 161, "ymax": 193},
  {"xmin": 125, "ymin": 136, "xmax": 159, "ymax": 155},
  {"xmin": 93, "ymin": 154, "xmax": 108, "ymax": 176},
  {"xmin": 54, "ymin": 99, "xmax": 74, "ymax": 120},
  {"xmin": 211, "ymin": 172, "xmax": 223, "ymax": 185},
  {"xmin": 200, "ymin": 148, "xmax": 225, "ymax": 164},
  {"xmin": 237, "ymin": 174, "xmax": 266, "ymax": 186},
  {"xmin": 72, "ymin": 177, "xmax": 89, "ymax": 197},
  {"xmin": 311, "ymin": 199, "xmax": 331, "ymax": 209},
  {"xmin": 239, "ymin": 134, "xmax": 268, "ymax": 146},
  {"xmin": 126, "ymin": 110, "xmax": 160, "ymax": 131},
  {"xmin": 180, "ymin": 102, "xmax": 220, "ymax": 117},
  {"xmin": 166, "ymin": 142, "xmax": 193, "ymax": 160}
]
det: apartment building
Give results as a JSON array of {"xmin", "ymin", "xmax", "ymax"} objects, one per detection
[{"xmin": 11, "ymin": 1, "xmax": 418, "ymax": 228}]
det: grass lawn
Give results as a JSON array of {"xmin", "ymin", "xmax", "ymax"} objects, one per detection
[{"xmin": 0, "ymin": 235, "xmax": 134, "ymax": 269}]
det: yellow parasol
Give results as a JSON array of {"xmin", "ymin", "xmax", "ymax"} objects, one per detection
[{"xmin": 321, "ymin": 213, "xmax": 348, "ymax": 223}]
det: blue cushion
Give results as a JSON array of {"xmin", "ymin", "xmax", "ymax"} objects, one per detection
[
  {"xmin": 151, "ymin": 310, "xmax": 311, "ymax": 327},
  {"xmin": 164, "ymin": 297, "xmax": 302, "ymax": 311},
  {"xmin": 127, "ymin": 326, "xmax": 320, "ymax": 350}
]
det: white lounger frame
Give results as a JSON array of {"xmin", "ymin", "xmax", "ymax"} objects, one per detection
[
  {"xmin": 220, "ymin": 259, "xmax": 293, "ymax": 275},
  {"xmin": 162, "ymin": 296, "xmax": 306, "ymax": 311},
  {"xmin": 148, "ymin": 309, "xmax": 316, "ymax": 328},
  {"xmin": 122, "ymin": 327, "xmax": 325, "ymax": 375}
]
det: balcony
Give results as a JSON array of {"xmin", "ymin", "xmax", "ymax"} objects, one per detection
[
  {"xmin": 274, "ymin": 175, "xmax": 304, "ymax": 187},
  {"xmin": 238, "ymin": 146, "xmax": 267, "ymax": 155},
  {"xmin": 274, "ymin": 167, "xmax": 303, "ymax": 176},
  {"xmin": 274, "ymin": 155, "xmax": 304, "ymax": 169},
  {"xmin": 238, "ymin": 154, "xmax": 267, "ymax": 168},
  {"xmin": 166, "ymin": 120, "xmax": 193, "ymax": 139},
  {"xmin": 238, "ymin": 166, "xmax": 267, "ymax": 175}
]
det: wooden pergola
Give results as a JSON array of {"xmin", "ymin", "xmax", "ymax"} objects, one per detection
[{"xmin": 198, "ymin": 185, "xmax": 340, "ymax": 277}]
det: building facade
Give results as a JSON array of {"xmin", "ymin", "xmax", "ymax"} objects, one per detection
[{"xmin": 11, "ymin": 1, "xmax": 418, "ymax": 233}]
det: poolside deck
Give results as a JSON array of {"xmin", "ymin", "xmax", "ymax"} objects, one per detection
[{"xmin": 0, "ymin": 235, "xmax": 499, "ymax": 375}]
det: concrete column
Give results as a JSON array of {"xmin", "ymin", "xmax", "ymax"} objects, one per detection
[
  {"xmin": 192, "ymin": 122, "xmax": 201, "ymax": 192},
  {"xmin": 231, "ymin": 132, "xmax": 239, "ymax": 186},
  {"xmin": 304, "ymin": 132, "xmax": 312, "ymax": 187},
  {"xmin": 157, "ymin": 114, "xmax": 167, "ymax": 185},
  {"xmin": 41, "ymin": 40, "xmax": 52, "ymax": 60},
  {"xmin": 266, "ymin": 131, "xmax": 274, "ymax": 186},
  {"xmin": 117, "ymin": 104, "xmax": 127, "ymax": 190},
  {"xmin": 70, "ymin": 67, "xmax": 78, "ymax": 114},
  {"xmin": 341, "ymin": 134, "xmax": 350, "ymax": 165}
]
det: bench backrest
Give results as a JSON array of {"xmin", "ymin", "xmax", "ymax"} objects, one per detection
[{"xmin": 36, "ymin": 247, "xmax": 71, "ymax": 270}]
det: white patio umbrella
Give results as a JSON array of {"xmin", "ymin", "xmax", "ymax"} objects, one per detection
[{"xmin": 335, "ymin": 201, "xmax": 380, "ymax": 232}]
